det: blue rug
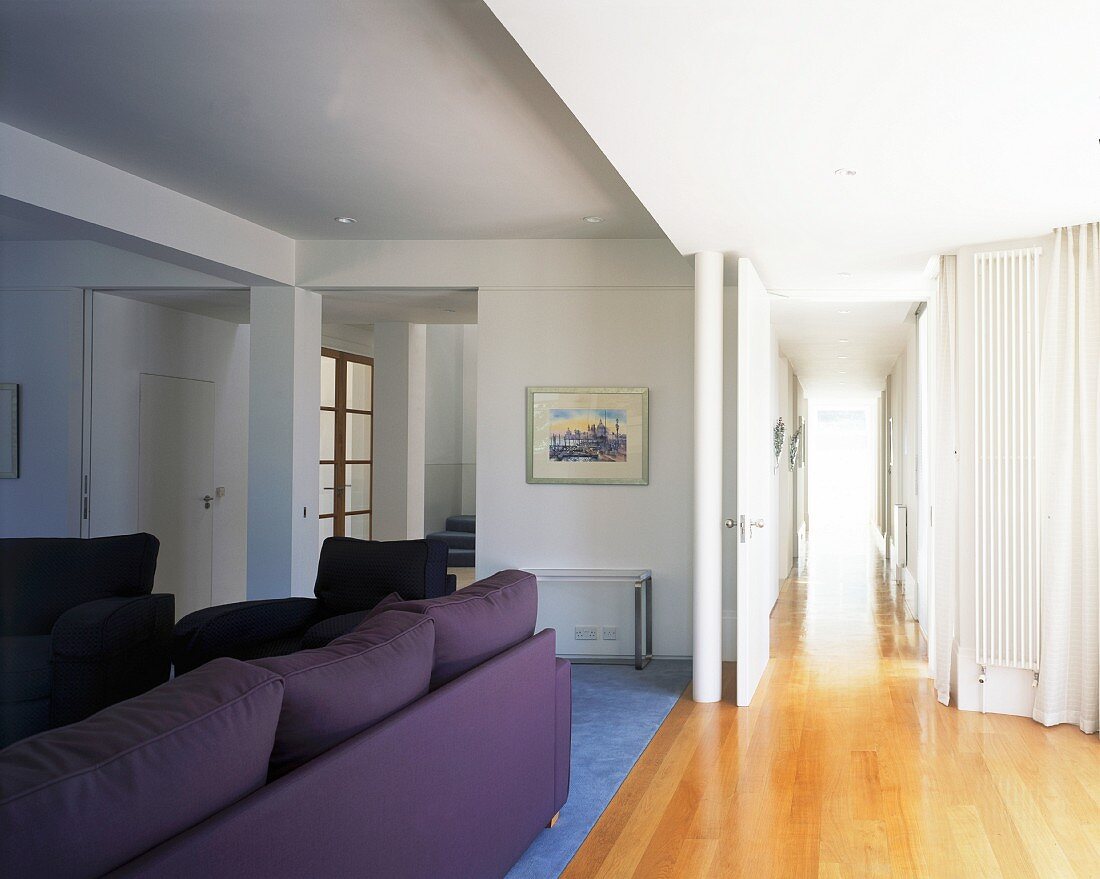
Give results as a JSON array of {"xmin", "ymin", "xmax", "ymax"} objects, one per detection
[{"xmin": 506, "ymin": 660, "xmax": 692, "ymax": 879}]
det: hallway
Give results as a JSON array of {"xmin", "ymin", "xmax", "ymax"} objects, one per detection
[{"xmin": 562, "ymin": 534, "xmax": 1100, "ymax": 878}]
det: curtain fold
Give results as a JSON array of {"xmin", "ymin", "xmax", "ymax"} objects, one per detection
[
  {"xmin": 933, "ymin": 255, "xmax": 958, "ymax": 706},
  {"xmin": 1033, "ymin": 223, "xmax": 1100, "ymax": 735}
]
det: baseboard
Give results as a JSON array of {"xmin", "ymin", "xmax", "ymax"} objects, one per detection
[{"xmin": 955, "ymin": 646, "xmax": 1036, "ymax": 717}]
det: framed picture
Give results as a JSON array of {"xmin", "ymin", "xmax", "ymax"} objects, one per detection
[
  {"xmin": 526, "ymin": 387, "xmax": 649, "ymax": 485},
  {"xmin": 0, "ymin": 384, "xmax": 18, "ymax": 479}
]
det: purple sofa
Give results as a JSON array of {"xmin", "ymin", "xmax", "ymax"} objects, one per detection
[{"xmin": 0, "ymin": 570, "xmax": 571, "ymax": 879}]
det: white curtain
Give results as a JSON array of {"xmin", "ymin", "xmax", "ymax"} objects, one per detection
[
  {"xmin": 1033, "ymin": 223, "xmax": 1100, "ymax": 735},
  {"xmin": 933, "ymin": 255, "xmax": 958, "ymax": 706}
]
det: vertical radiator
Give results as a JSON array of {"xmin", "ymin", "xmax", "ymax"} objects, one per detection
[{"xmin": 973, "ymin": 249, "xmax": 1041, "ymax": 671}]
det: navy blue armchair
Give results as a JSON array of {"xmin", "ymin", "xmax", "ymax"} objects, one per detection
[
  {"xmin": 0, "ymin": 533, "xmax": 173, "ymax": 748},
  {"xmin": 172, "ymin": 537, "xmax": 456, "ymax": 674}
]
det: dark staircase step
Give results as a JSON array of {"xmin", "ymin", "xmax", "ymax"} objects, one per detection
[
  {"xmin": 426, "ymin": 530, "xmax": 475, "ymax": 550},
  {"xmin": 445, "ymin": 514, "xmax": 476, "ymax": 534},
  {"xmin": 446, "ymin": 548, "xmax": 475, "ymax": 568}
]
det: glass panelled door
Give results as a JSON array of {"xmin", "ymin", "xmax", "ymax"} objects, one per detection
[{"xmin": 319, "ymin": 348, "xmax": 374, "ymax": 543}]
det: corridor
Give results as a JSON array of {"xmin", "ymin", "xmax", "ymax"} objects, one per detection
[{"xmin": 562, "ymin": 532, "xmax": 1100, "ymax": 878}]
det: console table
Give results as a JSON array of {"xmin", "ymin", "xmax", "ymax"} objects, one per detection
[{"xmin": 524, "ymin": 568, "xmax": 653, "ymax": 669}]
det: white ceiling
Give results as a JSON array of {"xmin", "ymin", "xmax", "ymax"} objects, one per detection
[
  {"xmin": 0, "ymin": 0, "xmax": 661, "ymax": 240},
  {"xmin": 771, "ymin": 298, "xmax": 915, "ymax": 399},
  {"xmin": 320, "ymin": 288, "xmax": 477, "ymax": 325},
  {"xmin": 102, "ymin": 289, "xmax": 252, "ymax": 324},
  {"xmin": 487, "ymin": 0, "xmax": 1100, "ymax": 295}
]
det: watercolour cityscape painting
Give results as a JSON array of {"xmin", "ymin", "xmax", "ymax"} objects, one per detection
[{"xmin": 527, "ymin": 387, "xmax": 648, "ymax": 485}]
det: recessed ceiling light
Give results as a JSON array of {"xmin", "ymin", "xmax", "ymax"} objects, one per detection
[
  {"xmin": 335, "ymin": 216, "xmax": 358, "ymax": 224},
  {"xmin": 834, "ymin": 168, "xmax": 857, "ymax": 177},
  {"xmin": 838, "ymin": 309, "xmax": 851, "ymax": 314},
  {"xmin": 838, "ymin": 354, "xmax": 849, "ymax": 359},
  {"xmin": 839, "ymin": 338, "xmax": 849, "ymax": 343},
  {"xmin": 838, "ymin": 272, "xmax": 852, "ymax": 278},
  {"xmin": 583, "ymin": 215, "xmax": 604, "ymax": 224}
]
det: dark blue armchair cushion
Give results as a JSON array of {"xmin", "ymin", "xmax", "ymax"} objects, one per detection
[
  {"xmin": 314, "ymin": 537, "xmax": 450, "ymax": 613},
  {"xmin": 0, "ymin": 533, "xmax": 159, "ymax": 636},
  {"xmin": 0, "ymin": 636, "xmax": 51, "ymax": 746},
  {"xmin": 0, "ymin": 658, "xmax": 284, "ymax": 879},
  {"xmin": 252, "ymin": 610, "xmax": 435, "ymax": 778}
]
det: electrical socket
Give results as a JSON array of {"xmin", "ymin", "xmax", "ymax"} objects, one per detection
[
  {"xmin": 574, "ymin": 626, "xmax": 598, "ymax": 641},
  {"xmin": 602, "ymin": 626, "xmax": 617, "ymax": 641}
]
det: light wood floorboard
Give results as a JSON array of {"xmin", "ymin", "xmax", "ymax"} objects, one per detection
[{"xmin": 561, "ymin": 534, "xmax": 1099, "ymax": 878}]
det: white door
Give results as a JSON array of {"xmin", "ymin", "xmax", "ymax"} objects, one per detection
[
  {"xmin": 139, "ymin": 374, "xmax": 215, "ymax": 620},
  {"xmin": 734, "ymin": 258, "xmax": 773, "ymax": 706}
]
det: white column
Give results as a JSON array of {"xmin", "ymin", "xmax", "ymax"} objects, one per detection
[
  {"xmin": 372, "ymin": 322, "xmax": 427, "ymax": 540},
  {"xmin": 693, "ymin": 251, "xmax": 724, "ymax": 702},
  {"xmin": 247, "ymin": 286, "xmax": 322, "ymax": 599}
]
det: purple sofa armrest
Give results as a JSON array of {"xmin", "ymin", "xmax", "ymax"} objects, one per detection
[{"xmin": 554, "ymin": 657, "xmax": 571, "ymax": 814}]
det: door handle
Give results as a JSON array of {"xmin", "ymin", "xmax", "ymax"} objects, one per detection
[
  {"xmin": 750, "ymin": 518, "xmax": 765, "ymax": 531},
  {"xmin": 202, "ymin": 495, "xmax": 213, "ymax": 509},
  {"xmin": 724, "ymin": 518, "xmax": 735, "ymax": 529},
  {"xmin": 322, "ymin": 485, "xmax": 352, "ymax": 491}
]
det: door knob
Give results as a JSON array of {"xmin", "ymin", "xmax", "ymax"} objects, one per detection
[
  {"xmin": 724, "ymin": 518, "xmax": 735, "ymax": 529},
  {"xmin": 202, "ymin": 495, "xmax": 214, "ymax": 509},
  {"xmin": 750, "ymin": 518, "xmax": 765, "ymax": 529}
]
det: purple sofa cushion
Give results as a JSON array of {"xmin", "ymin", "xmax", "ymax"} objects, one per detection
[
  {"xmin": 251, "ymin": 610, "xmax": 435, "ymax": 778},
  {"xmin": 0, "ymin": 658, "xmax": 283, "ymax": 879},
  {"xmin": 361, "ymin": 569, "xmax": 537, "ymax": 688}
]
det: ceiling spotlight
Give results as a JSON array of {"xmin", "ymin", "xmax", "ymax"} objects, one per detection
[
  {"xmin": 583, "ymin": 215, "xmax": 605, "ymax": 224},
  {"xmin": 838, "ymin": 354, "xmax": 849, "ymax": 359},
  {"xmin": 335, "ymin": 216, "xmax": 358, "ymax": 224},
  {"xmin": 838, "ymin": 272, "xmax": 852, "ymax": 278},
  {"xmin": 834, "ymin": 168, "xmax": 857, "ymax": 177},
  {"xmin": 839, "ymin": 338, "xmax": 849, "ymax": 343},
  {"xmin": 838, "ymin": 309, "xmax": 852, "ymax": 314}
]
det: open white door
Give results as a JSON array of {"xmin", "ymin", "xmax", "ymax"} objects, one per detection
[
  {"xmin": 139, "ymin": 373, "xmax": 215, "ymax": 620},
  {"xmin": 734, "ymin": 258, "xmax": 773, "ymax": 705}
]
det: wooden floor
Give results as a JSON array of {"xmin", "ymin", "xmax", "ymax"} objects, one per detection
[{"xmin": 562, "ymin": 531, "xmax": 1100, "ymax": 878}]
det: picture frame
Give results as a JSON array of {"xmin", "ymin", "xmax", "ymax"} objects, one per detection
[
  {"xmin": 0, "ymin": 383, "xmax": 18, "ymax": 479},
  {"xmin": 526, "ymin": 386, "xmax": 649, "ymax": 485}
]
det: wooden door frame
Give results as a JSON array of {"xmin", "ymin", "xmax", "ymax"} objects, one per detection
[{"xmin": 320, "ymin": 347, "xmax": 374, "ymax": 539}]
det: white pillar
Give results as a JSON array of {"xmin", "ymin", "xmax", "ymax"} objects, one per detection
[
  {"xmin": 247, "ymin": 286, "xmax": 322, "ymax": 599},
  {"xmin": 372, "ymin": 322, "xmax": 427, "ymax": 540},
  {"xmin": 693, "ymin": 251, "xmax": 724, "ymax": 702}
]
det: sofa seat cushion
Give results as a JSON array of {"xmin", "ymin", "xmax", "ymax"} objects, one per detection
[
  {"xmin": 0, "ymin": 658, "xmax": 284, "ymax": 879},
  {"xmin": 362, "ymin": 570, "xmax": 537, "ymax": 688},
  {"xmin": 252, "ymin": 610, "xmax": 435, "ymax": 778},
  {"xmin": 0, "ymin": 635, "xmax": 52, "ymax": 704}
]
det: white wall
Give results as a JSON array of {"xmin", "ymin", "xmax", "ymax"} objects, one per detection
[
  {"xmin": 886, "ymin": 316, "xmax": 922, "ymax": 623},
  {"xmin": 0, "ymin": 290, "xmax": 84, "ymax": 537},
  {"xmin": 322, "ymin": 323, "xmax": 374, "ymax": 358},
  {"xmin": 795, "ymin": 378, "xmax": 809, "ymax": 554},
  {"xmin": 373, "ymin": 322, "xmax": 427, "ymax": 541},
  {"xmin": 424, "ymin": 324, "xmax": 477, "ymax": 534},
  {"xmin": 774, "ymin": 348, "xmax": 798, "ymax": 595},
  {"xmin": 89, "ymin": 292, "xmax": 251, "ymax": 605},
  {"xmin": 478, "ymin": 287, "xmax": 693, "ymax": 658}
]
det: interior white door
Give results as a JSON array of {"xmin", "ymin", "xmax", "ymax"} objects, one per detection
[
  {"xmin": 734, "ymin": 258, "xmax": 773, "ymax": 706},
  {"xmin": 139, "ymin": 373, "xmax": 215, "ymax": 620}
]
